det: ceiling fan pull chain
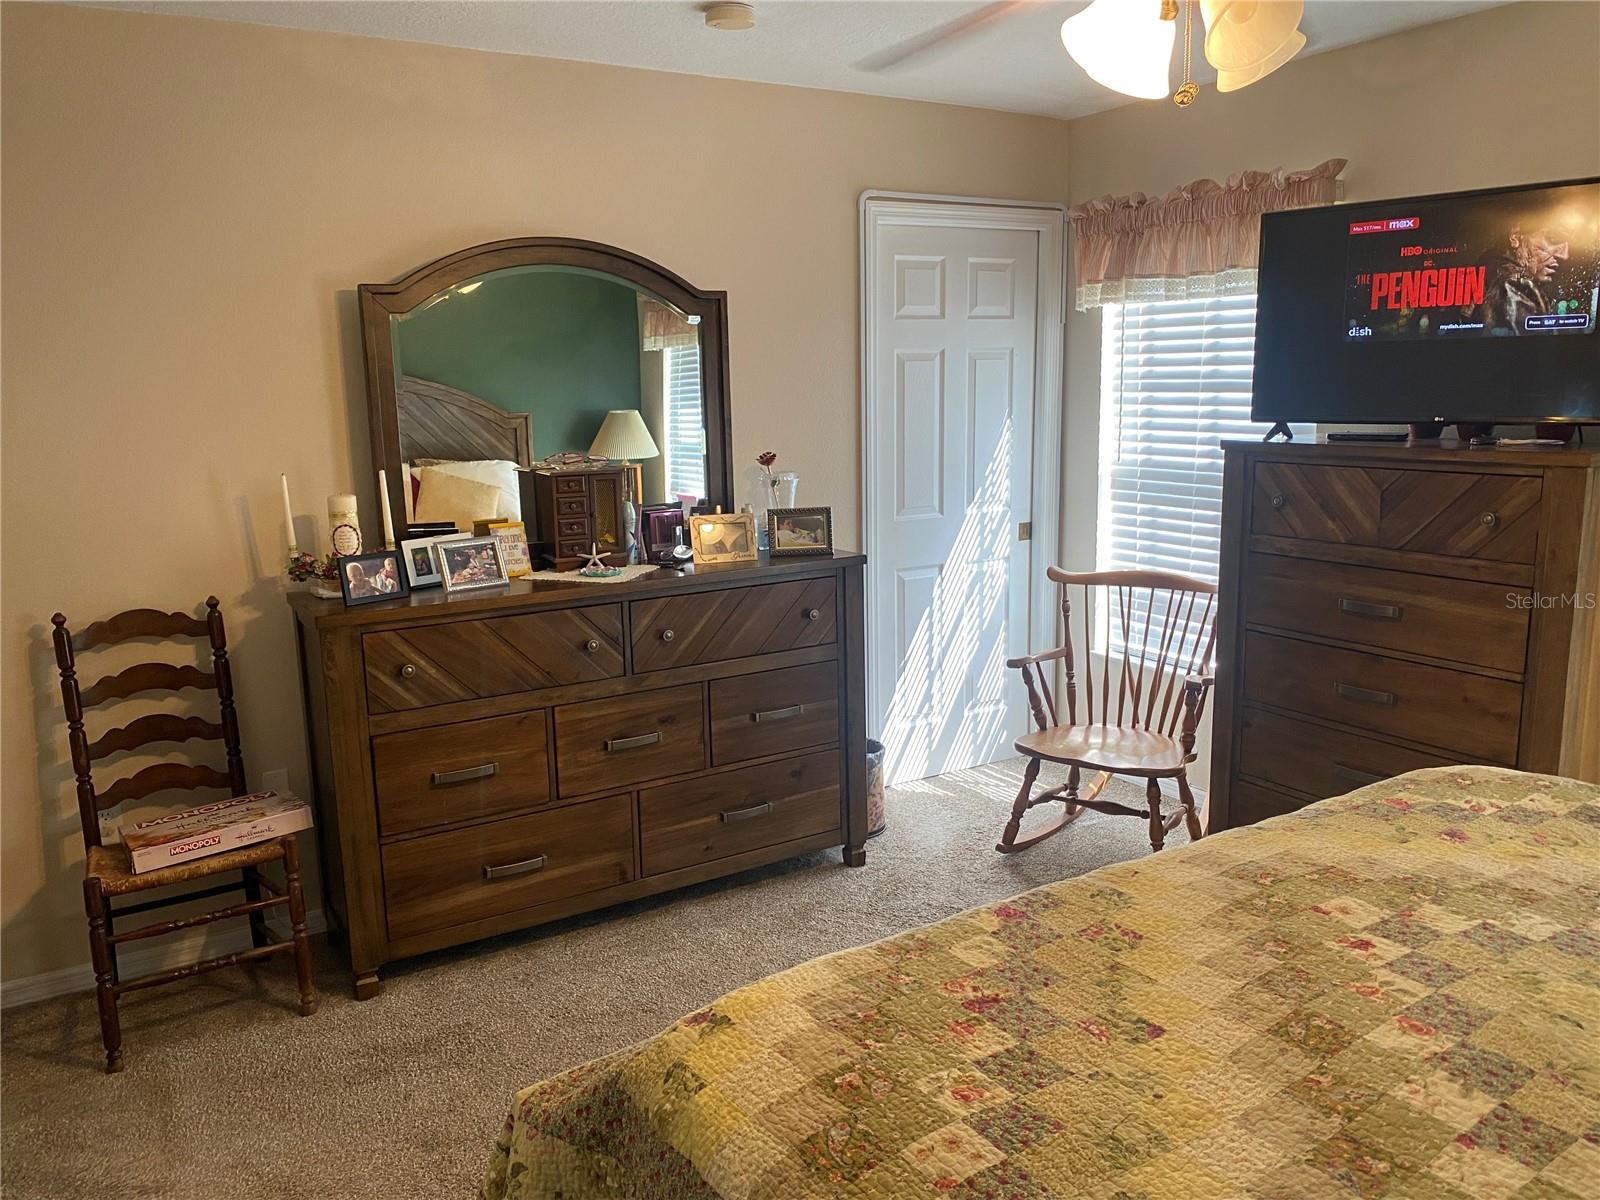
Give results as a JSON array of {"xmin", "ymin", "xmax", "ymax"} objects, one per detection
[{"xmin": 1174, "ymin": 0, "xmax": 1199, "ymax": 107}]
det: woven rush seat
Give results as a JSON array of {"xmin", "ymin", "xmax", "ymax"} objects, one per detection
[{"xmin": 86, "ymin": 838, "xmax": 287, "ymax": 897}]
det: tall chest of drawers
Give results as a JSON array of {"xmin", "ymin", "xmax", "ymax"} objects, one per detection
[
  {"xmin": 1211, "ymin": 441, "xmax": 1600, "ymax": 829},
  {"xmin": 289, "ymin": 554, "xmax": 867, "ymax": 997}
]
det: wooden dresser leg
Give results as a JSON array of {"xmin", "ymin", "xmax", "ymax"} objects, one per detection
[
  {"xmin": 1146, "ymin": 778, "xmax": 1166, "ymax": 853},
  {"xmin": 843, "ymin": 844, "xmax": 867, "ymax": 867},
  {"xmin": 282, "ymin": 837, "xmax": 320, "ymax": 1016},
  {"xmin": 353, "ymin": 970, "xmax": 382, "ymax": 1001},
  {"xmin": 83, "ymin": 878, "xmax": 123, "ymax": 1073}
]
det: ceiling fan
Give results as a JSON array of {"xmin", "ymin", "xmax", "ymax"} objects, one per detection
[{"xmin": 859, "ymin": 0, "xmax": 1307, "ymax": 108}]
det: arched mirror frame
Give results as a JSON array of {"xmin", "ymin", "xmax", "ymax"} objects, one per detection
[{"xmin": 358, "ymin": 237, "xmax": 733, "ymax": 545}]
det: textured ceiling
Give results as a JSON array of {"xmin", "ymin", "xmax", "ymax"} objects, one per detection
[{"xmin": 102, "ymin": 1, "xmax": 1510, "ymax": 120}]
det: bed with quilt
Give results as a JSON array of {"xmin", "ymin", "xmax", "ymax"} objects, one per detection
[{"xmin": 482, "ymin": 766, "xmax": 1600, "ymax": 1200}]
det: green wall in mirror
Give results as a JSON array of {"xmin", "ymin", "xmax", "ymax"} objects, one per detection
[{"xmin": 392, "ymin": 268, "xmax": 641, "ymax": 458}]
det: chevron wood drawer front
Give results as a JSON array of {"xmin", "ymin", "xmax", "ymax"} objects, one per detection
[
  {"xmin": 630, "ymin": 579, "xmax": 837, "ymax": 672},
  {"xmin": 363, "ymin": 605, "xmax": 624, "ymax": 713},
  {"xmin": 1251, "ymin": 462, "xmax": 1542, "ymax": 562}
]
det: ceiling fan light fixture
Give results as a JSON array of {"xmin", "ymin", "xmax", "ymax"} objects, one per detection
[
  {"xmin": 1060, "ymin": 0, "xmax": 1177, "ymax": 101},
  {"xmin": 1201, "ymin": 0, "xmax": 1304, "ymax": 86},
  {"xmin": 1214, "ymin": 27, "xmax": 1305, "ymax": 91}
]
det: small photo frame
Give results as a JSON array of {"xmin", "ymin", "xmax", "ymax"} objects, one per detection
[
  {"xmin": 438, "ymin": 536, "xmax": 510, "ymax": 593},
  {"xmin": 767, "ymin": 507, "xmax": 833, "ymax": 556},
  {"xmin": 690, "ymin": 511, "xmax": 758, "ymax": 564},
  {"xmin": 339, "ymin": 550, "xmax": 409, "ymax": 606},
  {"xmin": 399, "ymin": 532, "xmax": 469, "ymax": 589},
  {"xmin": 639, "ymin": 502, "xmax": 689, "ymax": 561}
]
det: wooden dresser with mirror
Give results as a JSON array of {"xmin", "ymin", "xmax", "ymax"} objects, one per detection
[
  {"xmin": 1210, "ymin": 439, "xmax": 1599, "ymax": 829},
  {"xmin": 292, "ymin": 239, "xmax": 866, "ymax": 998}
]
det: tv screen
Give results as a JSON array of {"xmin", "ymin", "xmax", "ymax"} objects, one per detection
[{"xmin": 1252, "ymin": 177, "xmax": 1600, "ymax": 425}]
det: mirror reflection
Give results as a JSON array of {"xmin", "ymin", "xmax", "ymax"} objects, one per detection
[{"xmin": 389, "ymin": 264, "xmax": 709, "ymax": 543}]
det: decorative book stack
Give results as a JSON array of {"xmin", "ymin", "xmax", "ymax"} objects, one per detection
[{"xmin": 121, "ymin": 790, "xmax": 314, "ymax": 873}]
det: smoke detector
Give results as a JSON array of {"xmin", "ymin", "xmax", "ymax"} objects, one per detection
[{"xmin": 704, "ymin": 3, "xmax": 755, "ymax": 31}]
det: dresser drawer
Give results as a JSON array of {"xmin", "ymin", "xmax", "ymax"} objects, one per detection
[
  {"xmin": 553, "ymin": 475, "xmax": 587, "ymax": 497},
  {"xmin": 1252, "ymin": 462, "xmax": 1541, "ymax": 562},
  {"xmin": 631, "ymin": 579, "xmax": 836, "ymax": 673},
  {"xmin": 556, "ymin": 516, "xmax": 591, "ymax": 540},
  {"xmin": 554, "ymin": 683, "xmax": 705, "ymax": 796},
  {"xmin": 381, "ymin": 794, "xmax": 633, "ymax": 939},
  {"xmin": 555, "ymin": 496, "xmax": 588, "ymax": 517},
  {"xmin": 364, "ymin": 606, "xmax": 624, "ymax": 713},
  {"xmin": 1245, "ymin": 554, "xmax": 1530, "ymax": 674},
  {"xmin": 1228, "ymin": 779, "xmax": 1309, "ymax": 828},
  {"xmin": 373, "ymin": 711, "xmax": 551, "ymax": 836},
  {"xmin": 1238, "ymin": 706, "xmax": 1457, "ymax": 802},
  {"xmin": 1243, "ymin": 631, "xmax": 1521, "ymax": 763},
  {"xmin": 709, "ymin": 662, "xmax": 839, "ymax": 767},
  {"xmin": 641, "ymin": 750, "xmax": 840, "ymax": 875}
]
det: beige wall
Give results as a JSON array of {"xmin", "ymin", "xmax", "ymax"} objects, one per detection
[{"xmin": 0, "ymin": 3, "xmax": 1072, "ymax": 984}]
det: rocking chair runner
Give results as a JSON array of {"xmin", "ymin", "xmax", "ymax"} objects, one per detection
[{"xmin": 998, "ymin": 569, "xmax": 1218, "ymax": 855}]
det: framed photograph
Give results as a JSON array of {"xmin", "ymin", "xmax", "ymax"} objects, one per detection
[
  {"xmin": 437, "ymin": 536, "xmax": 510, "ymax": 593},
  {"xmin": 689, "ymin": 511, "xmax": 758, "ymax": 564},
  {"xmin": 639, "ymin": 502, "xmax": 688, "ymax": 561},
  {"xmin": 767, "ymin": 507, "xmax": 834, "ymax": 556},
  {"xmin": 338, "ymin": 550, "xmax": 409, "ymax": 606},
  {"xmin": 399, "ymin": 532, "xmax": 469, "ymax": 589}
]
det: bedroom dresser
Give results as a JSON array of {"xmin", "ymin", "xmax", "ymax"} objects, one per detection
[
  {"xmin": 289, "ymin": 553, "xmax": 867, "ymax": 997},
  {"xmin": 1211, "ymin": 439, "xmax": 1600, "ymax": 829}
]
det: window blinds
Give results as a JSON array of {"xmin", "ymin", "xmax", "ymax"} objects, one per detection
[
  {"xmin": 663, "ymin": 344, "xmax": 707, "ymax": 502},
  {"xmin": 1096, "ymin": 295, "xmax": 1310, "ymax": 585}
]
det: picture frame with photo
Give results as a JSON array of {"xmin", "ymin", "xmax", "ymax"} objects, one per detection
[
  {"xmin": 767, "ymin": 507, "xmax": 833, "ymax": 556},
  {"xmin": 689, "ymin": 511, "xmax": 758, "ymax": 564},
  {"xmin": 437, "ymin": 536, "xmax": 510, "ymax": 594},
  {"xmin": 399, "ymin": 531, "xmax": 469, "ymax": 589},
  {"xmin": 338, "ymin": 550, "xmax": 409, "ymax": 606}
]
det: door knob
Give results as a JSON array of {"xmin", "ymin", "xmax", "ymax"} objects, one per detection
[
  {"xmin": 584, "ymin": 639, "xmax": 600, "ymax": 653},
  {"xmin": 661, "ymin": 628, "xmax": 676, "ymax": 643},
  {"xmin": 1481, "ymin": 512, "xmax": 1498, "ymax": 528},
  {"xmin": 398, "ymin": 663, "xmax": 417, "ymax": 679},
  {"xmin": 1270, "ymin": 494, "xmax": 1286, "ymax": 510},
  {"xmin": 805, "ymin": 608, "xmax": 821, "ymax": 621}
]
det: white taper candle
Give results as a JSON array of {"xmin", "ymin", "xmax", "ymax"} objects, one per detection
[
  {"xmin": 280, "ymin": 473, "xmax": 298, "ymax": 555},
  {"xmin": 377, "ymin": 468, "xmax": 397, "ymax": 551}
]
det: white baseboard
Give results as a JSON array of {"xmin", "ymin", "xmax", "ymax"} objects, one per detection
[{"xmin": 0, "ymin": 909, "xmax": 326, "ymax": 1011}]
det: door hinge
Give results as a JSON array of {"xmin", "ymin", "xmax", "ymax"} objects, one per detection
[{"xmin": 1017, "ymin": 521, "xmax": 1032, "ymax": 541}]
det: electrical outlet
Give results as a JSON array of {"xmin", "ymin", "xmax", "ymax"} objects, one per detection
[{"xmin": 260, "ymin": 767, "xmax": 290, "ymax": 794}]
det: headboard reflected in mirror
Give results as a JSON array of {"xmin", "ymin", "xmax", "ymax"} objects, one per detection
[{"xmin": 358, "ymin": 238, "xmax": 732, "ymax": 545}]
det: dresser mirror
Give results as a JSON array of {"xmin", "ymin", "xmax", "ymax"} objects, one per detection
[{"xmin": 359, "ymin": 239, "xmax": 732, "ymax": 547}]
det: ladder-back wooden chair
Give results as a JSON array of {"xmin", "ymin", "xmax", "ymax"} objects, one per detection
[
  {"xmin": 52, "ymin": 598, "xmax": 317, "ymax": 1073},
  {"xmin": 998, "ymin": 569, "xmax": 1218, "ymax": 855}
]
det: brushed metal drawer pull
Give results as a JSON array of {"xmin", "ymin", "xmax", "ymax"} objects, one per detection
[
  {"xmin": 604, "ymin": 731, "xmax": 662, "ymax": 752},
  {"xmin": 752, "ymin": 704, "xmax": 805, "ymax": 724},
  {"xmin": 1481, "ymin": 511, "xmax": 1499, "ymax": 528},
  {"xmin": 1331, "ymin": 763, "xmax": 1385, "ymax": 787},
  {"xmin": 584, "ymin": 639, "xmax": 600, "ymax": 653},
  {"xmin": 805, "ymin": 608, "xmax": 821, "ymax": 621},
  {"xmin": 431, "ymin": 762, "xmax": 498, "ymax": 786},
  {"xmin": 720, "ymin": 802, "xmax": 772, "ymax": 823},
  {"xmin": 399, "ymin": 663, "xmax": 418, "ymax": 679},
  {"xmin": 482, "ymin": 855, "xmax": 546, "ymax": 881},
  {"xmin": 1269, "ymin": 493, "xmax": 1286, "ymax": 510},
  {"xmin": 660, "ymin": 628, "xmax": 676, "ymax": 643},
  {"xmin": 1335, "ymin": 682, "xmax": 1397, "ymax": 707},
  {"xmin": 1338, "ymin": 598, "xmax": 1403, "ymax": 621}
]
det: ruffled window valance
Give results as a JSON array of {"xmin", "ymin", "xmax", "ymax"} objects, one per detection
[
  {"xmin": 638, "ymin": 297, "xmax": 699, "ymax": 351},
  {"xmin": 1069, "ymin": 158, "xmax": 1346, "ymax": 310}
]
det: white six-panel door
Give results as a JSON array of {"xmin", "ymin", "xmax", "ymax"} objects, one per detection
[{"xmin": 862, "ymin": 198, "xmax": 1064, "ymax": 786}]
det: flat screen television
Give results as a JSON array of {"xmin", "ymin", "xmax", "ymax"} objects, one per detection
[{"xmin": 1252, "ymin": 177, "xmax": 1600, "ymax": 426}]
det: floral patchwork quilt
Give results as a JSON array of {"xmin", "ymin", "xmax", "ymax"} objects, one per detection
[{"xmin": 482, "ymin": 767, "xmax": 1600, "ymax": 1200}]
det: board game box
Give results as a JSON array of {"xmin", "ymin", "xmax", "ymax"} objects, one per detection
[{"xmin": 120, "ymin": 789, "xmax": 313, "ymax": 873}]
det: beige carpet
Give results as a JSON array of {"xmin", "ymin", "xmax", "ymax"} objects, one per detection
[{"xmin": 1, "ymin": 761, "xmax": 1182, "ymax": 1200}]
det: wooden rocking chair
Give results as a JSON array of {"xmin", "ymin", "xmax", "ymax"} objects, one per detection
[{"xmin": 998, "ymin": 569, "xmax": 1218, "ymax": 855}]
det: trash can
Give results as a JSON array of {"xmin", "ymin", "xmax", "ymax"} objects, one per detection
[{"xmin": 865, "ymin": 738, "xmax": 887, "ymax": 838}]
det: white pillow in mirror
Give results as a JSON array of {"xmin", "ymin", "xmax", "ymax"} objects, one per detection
[
  {"xmin": 413, "ymin": 467, "xmax": 507, "ymax": 529},
  {"xmin": 413, "ymin": 459, "xmax": 521, "ymax": 520}
]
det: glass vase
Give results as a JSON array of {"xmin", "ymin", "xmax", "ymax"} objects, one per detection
[{"xmin": 768, "ymin": 472, "xmax": 799, "ymax": 510}]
